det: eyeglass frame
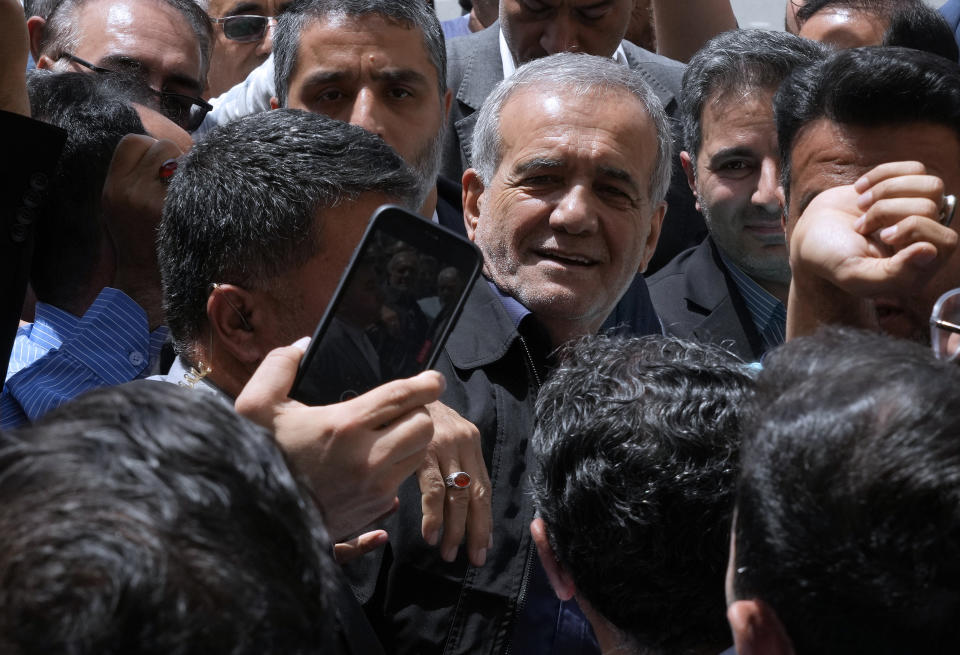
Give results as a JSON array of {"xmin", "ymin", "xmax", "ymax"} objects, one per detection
[
  {"xmin": 59, "ymin": 52, "xmax": 212, "ymax": 132},
  {"xmin": 930, "ymin": 287, "xmax": 960, "ymax": 361},
  {"xmin": 210, "ymin": 15, "xmax": 278, "ymax": 43}
]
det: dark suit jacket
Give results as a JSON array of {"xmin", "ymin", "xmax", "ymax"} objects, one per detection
[
  {"xmin": 440, "ymin": 22, "xmax": 706, "ymax": 277},
  {"xmin": 435, "ymin": 174, "xmax": 466, "ymax": 237},
  {"xmin": 647, "ymin": 237, "xmax": 768, "ymax": 361},
  {"xmin": 1, "ymin": 110, "xmax": 67, "ymax": 382}
]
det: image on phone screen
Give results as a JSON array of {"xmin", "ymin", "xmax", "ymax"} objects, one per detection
[{"xmin": 290, "ymin": 205, "xmax": 482, "ymax": 406}]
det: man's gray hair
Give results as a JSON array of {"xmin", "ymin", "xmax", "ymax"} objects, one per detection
[
  {"xmin": 40, "ymin": 0, "xmax": 213, "ymax": 85},
  {"xmin": 274, "ymin": 0, "xmax": 446, "ymax": 108},
  {"xmin": 471, "ymin": 53, "xmax": 674, "ymax": 207},
  {"xmin": 158, "ymin": 109, "xmax": 419, "ymax": 354},
  {"xmin": 681, "ymin": 29, "xmax": 828, "ymax": 169}
]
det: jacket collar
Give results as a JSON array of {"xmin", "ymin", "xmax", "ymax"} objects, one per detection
[
  {"xmin": 444, "ymin": 276, "xmax": 525, "ymax": 370},
  {"xmin": 454, "ymin": 22, "xmax": 505, "ymax": 113}
]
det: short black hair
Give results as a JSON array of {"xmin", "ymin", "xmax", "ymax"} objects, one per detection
[
  {"xmin": 883, "ymin": 3, "xmax": 959, "ymax": 62},
  {"xmin": 158, "ymin": 108, "xmax": 418, "ymax": 356},
  {"xmin": 273, "ymin": 0, "xmax": 447, "ymax": 108},
  {"xmin": 734, "ymin": 327, "xmax": 960, "ymax": 654},
  {"xmin": 0, "ymin": 380, "xmax": 340, "ymax": 654},
  {"xmin": 531, "ymin": 334, "xmax": 755, "ymax": 655},
  {"xmin": 681, "ymin": 29, "xmax": 827, "ymax": 168},
  {"xmin": 26, "ymin": 70, "xmax": 146, "ymax": 312},
  {"xmin": 774, "ymin": 46, "xmax": 960, "ymax": 208}
]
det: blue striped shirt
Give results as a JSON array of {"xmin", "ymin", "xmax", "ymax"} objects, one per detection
[
  {"xmin": 1, "ymin": 288, "xmax": 168, "ymax": 428},
  {"xmin": 717, "ymin": 252, "xmax": 787, "ymax": 351}
]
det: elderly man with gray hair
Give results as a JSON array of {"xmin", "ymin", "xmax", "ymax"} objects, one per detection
[{"xmin": 350, "ymin": 52, "xmax": 670, "ymax": 655}]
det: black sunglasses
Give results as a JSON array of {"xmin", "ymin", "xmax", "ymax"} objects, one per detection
[
  {"xmin": 61, "ymin": 52, "xmax": 212, "ymax": 132},
  {"xmin": 211, "ymin": 15, "xmax": 277, "ymax": 42}
]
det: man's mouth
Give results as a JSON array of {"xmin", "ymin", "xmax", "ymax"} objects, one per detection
[
  {"xmin": 535, "ymin": 249, "xmax": 599, "ymax": 266},
  {"xmin": 744, "ymin": 222, "xmax": 786, "ymax": 243}
]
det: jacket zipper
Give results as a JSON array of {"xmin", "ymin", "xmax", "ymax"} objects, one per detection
[{"xmin": 504, "ymin": 333, "xmax": 541, "ymax": 655}]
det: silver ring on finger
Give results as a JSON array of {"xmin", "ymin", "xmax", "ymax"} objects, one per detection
[
  {"xmin": 444, "ymin": 471, "xmax": 471, "ymax": 489},
  {"xmin": 940, "ymin": 194, "xmax": 956, "ymax": 227}
]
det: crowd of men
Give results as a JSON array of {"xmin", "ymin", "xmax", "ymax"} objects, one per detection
[{"xmin": 2, "ymin": 0, "xmax": 960, "ymax": 653}]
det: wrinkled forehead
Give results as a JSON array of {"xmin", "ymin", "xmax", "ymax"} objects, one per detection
[{"xmin": 74, "ymin": 0, "xmax": 203, "ymax": 86}]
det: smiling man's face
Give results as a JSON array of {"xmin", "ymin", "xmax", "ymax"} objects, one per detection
[
  {"xmin": 463, "ymin": 86, "xmax": 665, "ymax": 345},
  {"xmin": 686, "ymin": 87, "xmax": 789, "ymax": 291}
]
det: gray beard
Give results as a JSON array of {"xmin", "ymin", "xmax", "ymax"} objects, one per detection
[{"xmin": 409, "ymin": 125, "xmax": 445, "ymax": 212}]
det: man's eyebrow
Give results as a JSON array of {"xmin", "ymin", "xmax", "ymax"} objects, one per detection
[
  {"xmin": 707, "ymin": 146, "xmax": 756, "ymax": 166},
  {"xmin": 300, "ymin": 70, "xmax": 349, "ymax": 86},
  {"xmin": 99, "ymin": 54, "xmax": 203, "ymax": 94},
  {"xmin": 223, "ymin": 1, "xmax": 261, "ymax": 15},
  {"xmin": 371, "ymin": 68, "xmax": 430, "ymax": 87},
  {"xmin": 98, "ymin": 54, "xmax": 145, "ymax": 73},
  {"xmin": 598, "ymin": 165, "xmax": 640, "ymax": 196},
  {"xmin": 512, "ymin": 157, "xmax": 564, "ymax": 175}
]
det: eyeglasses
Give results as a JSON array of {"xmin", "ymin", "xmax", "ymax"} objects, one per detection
[
  {"xmin": 931, "ymin": 288, "xmax": 960, "ymax": 362},
  {"xmin": 60, "ymin": 52, "xmax": 212, "ymax": 133},
  {"xmin": 211, "ymin": 15, "xmax": 277, "ymax": 42}
]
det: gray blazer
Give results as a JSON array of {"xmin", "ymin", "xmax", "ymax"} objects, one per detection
[
  {"xmin": 441, "ymin": 22, "xmax": 686, "ymax": 178},
  {"xmin": 440, "ymin": 23, "xmax": 705, "ymax": 274}
]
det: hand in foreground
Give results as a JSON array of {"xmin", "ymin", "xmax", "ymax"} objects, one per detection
[
  {"xmin": 102, "ymin": 134, "xmax": 185, "ymax": 328},
  {"xmin": 235, "ymin": 339, "xmax": 443, "ymax": 543},
  {"xmin": 418, "ymin": 401, "xmax": 492, "ymax": 567},
  {"xmin": 790, "ymin": 161, "xmax": 957, "ymax": 298},
  {"xmin": 0, "ymin": 0, "xmax": 29, "ymax": 117}
]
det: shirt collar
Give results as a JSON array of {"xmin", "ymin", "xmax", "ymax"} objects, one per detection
[
  {"xmin": 486, "ymin": 278, "xmax": 531, "ymax": 328},
  {"xmin": 717, "ymin": 249, "xmax": 786, "ymax": 333},
  {"xmin": 29, "ymin": 302, "xmax": 81, "ymax": 351},
  {"xmin": 499, "ymin": 28, "xmax": 627, "ymax": 79}
]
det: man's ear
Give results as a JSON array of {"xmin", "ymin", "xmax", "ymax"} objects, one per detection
[
  {"xmin": 442, "ymin": 88, "xmax": 453, "ymax": 122},
  {"xmin": 728, "ymin": 599, "xmax": 796, "ymax": 655},
  {"xmin": 207, "ymin": 284, "xmax": 263, "ymax": 366},
  {"xmin": 680, "ymin": 151, "xmax": 701, "ymax": 211},
  {"xmin": 462, "ymin": 167, "xmax": 485, "ymax": 242},
  {"xmin": 27, "ymin": 16, "xmax": 45, "ymax": 62},
  {"xmin": 530, "ymin": 518, "xmax": 576, "ymax": 601},
  {"xmin": 270, "ymin": 96, "xmax": 280, "ymax": 110},
  {"xmin": 638, "ymin": 201, "xmax": 667, "ymax": 274}
]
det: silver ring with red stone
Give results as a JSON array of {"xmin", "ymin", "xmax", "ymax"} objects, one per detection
[
  {"xmin": 444, "ymin": 471, "xmax": 471, "ymax": 489},
  {"xmin": 158, "ymin": 158, "xmax": 178, "ymax": 184}
]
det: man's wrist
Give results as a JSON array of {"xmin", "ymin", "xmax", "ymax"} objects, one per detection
[{"xmin": 787, "ymin": 271, "xmax": 876, "ymax": 340}]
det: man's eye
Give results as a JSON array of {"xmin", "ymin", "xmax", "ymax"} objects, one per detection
[
  {"xmin": 387, "ymin": 87, "xmax": 413, "ymax": 99},
  {"xmin": 522, "ymin": 174, "xmax": 560, "ymax": 186},
  {"xmin": 714, "ymin": 160, "xmax": 755, "ymax": 175},
  {"xmin": 315, "ymin": 89, "xmax": 345, "ymax": 102},
  {"xmin": 578, "ymin": 5, "xmax": 611, "ymax": 20},
  {"xmin": 520, "ymin": 0, "xmax": 550, "ymax": 13},
  {"xmin": 597, "ymin": 185, "xmax": 635, "ymax": 207}
]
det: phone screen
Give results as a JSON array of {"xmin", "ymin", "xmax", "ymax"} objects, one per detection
[{"xmin": 290, "ymin": 205, "xmax": 482, "ymax": 406}]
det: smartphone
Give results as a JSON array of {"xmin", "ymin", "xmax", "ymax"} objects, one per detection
[{"xmin": 289, "ymin": 205, "xmax": 482, "ymax": 406}]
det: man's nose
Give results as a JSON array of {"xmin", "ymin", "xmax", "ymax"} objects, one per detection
[
  {"xmin": 549, "ymin": 185, "xmax": 598, "ymax": 235},
  {"xmin": 257, "ymin": 18, "xmax": 277, "ymax": 55},
  {"xmin": 542, "ymin": 15, "xmax": 582, "ymax": 55},
  {"xmin": 349, "ymin": 89, "xmax": 383, "ymax": 137},
  {"xmin": 752, "ymin": 157, "xmax": 781, "ymax": 213}
]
